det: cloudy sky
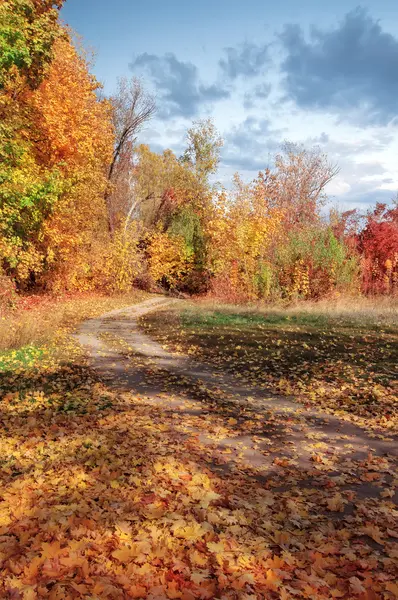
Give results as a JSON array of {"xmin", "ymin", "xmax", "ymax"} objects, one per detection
[{"xmin": 61, "ymin": 0, "xmax": 398, "ymax": 209}]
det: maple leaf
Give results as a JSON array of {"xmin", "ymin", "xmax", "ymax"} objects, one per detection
[
  {"xmin": 349, "ymin": 577, "xmax": 366, "ymax": 595},
  {"xmin": 359, "ymin": 525, "xmax": 384, "ymax": 545},
  {"xmin": 189, "ymin": 550, "xmax": 208, "ymax": 567},
  {"xmin": 326, "ymin": 493, "xmax": 345, "ymax": 512},
  {"xmin": 172, "ymin": 521, "xmax": 210, "ymax": 541},
  {"xmin": 206, "ymin": 541, "xmax": 224, "ymax": 554}
]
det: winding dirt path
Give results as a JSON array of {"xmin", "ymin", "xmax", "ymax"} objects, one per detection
[{"xmin": 75, "ymin": 297, "xmax": 397, "ymax": 509}]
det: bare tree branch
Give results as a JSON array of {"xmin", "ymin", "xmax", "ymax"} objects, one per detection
[{"xmin": 105, "ymin": 77, "xmax": 156, "ymax": 233}]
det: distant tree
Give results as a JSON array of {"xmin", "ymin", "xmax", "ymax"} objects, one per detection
[
  {"xmin": 106, "ymin": 77, "xmax": 156, "ymax": 233},
  {"xmin": 181, "ymin": 118, "xmax": 223, "ymax": 184},
  {"xmin": 273, "ymin": 143, "xmax": 339, "ymax": 226},
  {"xmin": 130, "ymin": 144, "xmax": 199, "ymax": 229}
]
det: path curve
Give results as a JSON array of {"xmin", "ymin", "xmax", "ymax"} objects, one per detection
[{"xmin": 75, "ymin": 297, "xmax": 397, "ymax": 506}]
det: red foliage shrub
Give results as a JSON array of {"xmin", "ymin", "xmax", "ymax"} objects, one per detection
[{"xmin": 358, "ymin": 203, "xmax": 398, "ymax": 294}]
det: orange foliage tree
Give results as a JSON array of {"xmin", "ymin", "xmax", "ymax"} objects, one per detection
[{"xmin": 29, "ymin": 36, "xmax": 114, "ymax": 290}]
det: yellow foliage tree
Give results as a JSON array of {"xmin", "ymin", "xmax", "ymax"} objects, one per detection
[
  {"xmin": 146, "ymin": 230, "xmax": 193, "ymax": 289},
  {"xmin": 102, "ymin": 224, "xmax": 141, "ymax": 293},
  {"xmin": 207, "ymin": 178, "xmax": 282, "ymax": 300}
]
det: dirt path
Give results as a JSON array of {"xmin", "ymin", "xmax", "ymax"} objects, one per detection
[{"xmin": 76, "ymin": 297, "xmax": 397, "ymax": 507}]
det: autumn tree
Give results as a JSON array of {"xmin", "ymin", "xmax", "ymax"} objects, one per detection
[
  {"xmin": 127, "ymin": 145, "xmax": 205, "ymax": 291},
  {"xmin": 206, "ymin": 175, "xmax": 282, "ymax": 300},
  {"xmin": 181, "ymin": 118, "xmax": 224, "ymax": 186},
  {"xmin": 273, "ymin": 143, "xmax": 339, "ymax": 226},
  {"xmin": 106, "ymin": 77, "xmax": 156, "ymax": 233},
  {"xmin": 0, "ymin": 0, "xmax": 66, "ymax": 287},
  {"xmin": 0, "ymin": 0, "xmax": 115, "ymax": 291},
  {"xmin": 31, "ymin": 35, "xmax": 114, "ymax": 290},
  {"xmin": 0, "ymin": 0, "xmax": 65, "ymax": 90}
]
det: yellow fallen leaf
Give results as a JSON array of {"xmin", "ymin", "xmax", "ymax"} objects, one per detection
[
  {"xmin": 207, "ymin": 541, "xmax": 224, "ymax": 554},
  {"xmin": 112, "ymin": 546, "xmax": 134, "ymax": 563}
]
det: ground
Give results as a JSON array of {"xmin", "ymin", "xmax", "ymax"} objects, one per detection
[{"xmin": 0, "ymin": 296, "xmax": 397, "ymax": 599}]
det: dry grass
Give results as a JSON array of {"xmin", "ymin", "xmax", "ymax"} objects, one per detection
[
  {"xmin": 0, "ymin": 290, "xmax": 150, "ymax": 351},
  {"xmin": 195, "ymin": 294, "xmax": 398, "ymax": 329}
]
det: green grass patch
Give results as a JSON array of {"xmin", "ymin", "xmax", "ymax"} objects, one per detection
[
  {"xmin": 0, "ymin": 344, "xmax": 48, "ymax": 372},
  {"xmin": 180, "ymin": 308, "xmax": 333, "ymax": 330}
]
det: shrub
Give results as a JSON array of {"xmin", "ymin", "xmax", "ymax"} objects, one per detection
[
  {"xmin": 146, "ymin": 230, "xmax": 193, "ymax": 290},
  {"xmin": 102, "ymin": 225, "xmax": 141, "ymax": 293},
  {"xmin": 274, "ymin": 227, "xmax": 359, "ymax": 300}
]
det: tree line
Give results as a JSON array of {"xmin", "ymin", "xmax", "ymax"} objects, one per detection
[{"xmin": 1, "ymin": 0, "xmax": 397, "ymax": 306}]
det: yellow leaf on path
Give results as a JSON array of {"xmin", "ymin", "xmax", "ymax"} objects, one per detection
[
  {"xmin": 173, "ymin": 520, "xmax": 209, "ymax": 541},
  {"xmin": 115, "ymin": 521, "xmax": 132, "ymax": 540},
  {"xmin": 265, "ymin": 568, "xmax": 281, "ymax": 591},
  {"xmin": 199, "ymin": 490, "xmax": 221, "ymax": 508},
  {"xmin": 41, "ymin": 541, "xmax": 62, "ymax": 559},
  {"xmin": 22, "ymin": 589, "xmax": 37, "ymax": 600},
  {"xmin": 190, "ymin": 549, "xmax": 208, "ymax": 567},
  {"xmin": 232, "ymin": 573, "xmax": 256, "ymax": 589},
  {"xmin": 330, "ymin": 590, "xmax": 345, "ymax": 598}
]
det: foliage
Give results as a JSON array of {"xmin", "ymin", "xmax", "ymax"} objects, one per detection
[
  {"xmin": 207, "ymin": 183, "xmax": 282, "ymax": 301},
  {"xmin": 102, "ymin": 225, "xmax": 141, "ymax": 293},
  {"xmin": 0, "ymin": 0, "xmax": 64, "ymax": 90},
  {"xmin": 0, "ymin": 0, "xmax": 395, "ymax": 302},
  {"xmin": 0, "ymin": 4, "xmax": 114, "ymax": 292},
  {"xmin": 274, "ymin": 226, "xmax": 360, "ymax": 299},
  {"xmin": 145, "ymin": 229, "xmax": 193, "ymax": 289},
  {"xmin": 359, "ymin": 202, "xmax": 398, "ymax": 294},
  {"xmin": 181, "ymin": 118, "xmax": 223, "ymax": 184},
  {"xmin": 31, "ymin": 36, "xmax": 114, "ymax": 291}
]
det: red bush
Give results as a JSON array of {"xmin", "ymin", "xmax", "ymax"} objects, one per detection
[{"xmin": 359, "ymin": 203, "xmax": 398, "ymax": 294}]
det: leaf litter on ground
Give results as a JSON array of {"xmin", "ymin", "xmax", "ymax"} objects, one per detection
[{"xmin": 0, "ymin": 300, "xmax": 397, "ymax": 599}]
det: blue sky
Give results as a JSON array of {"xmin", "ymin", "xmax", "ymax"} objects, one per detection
[{"xmin": 61, "ymin": 0, "xmax": 398, "ymax": 209}]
